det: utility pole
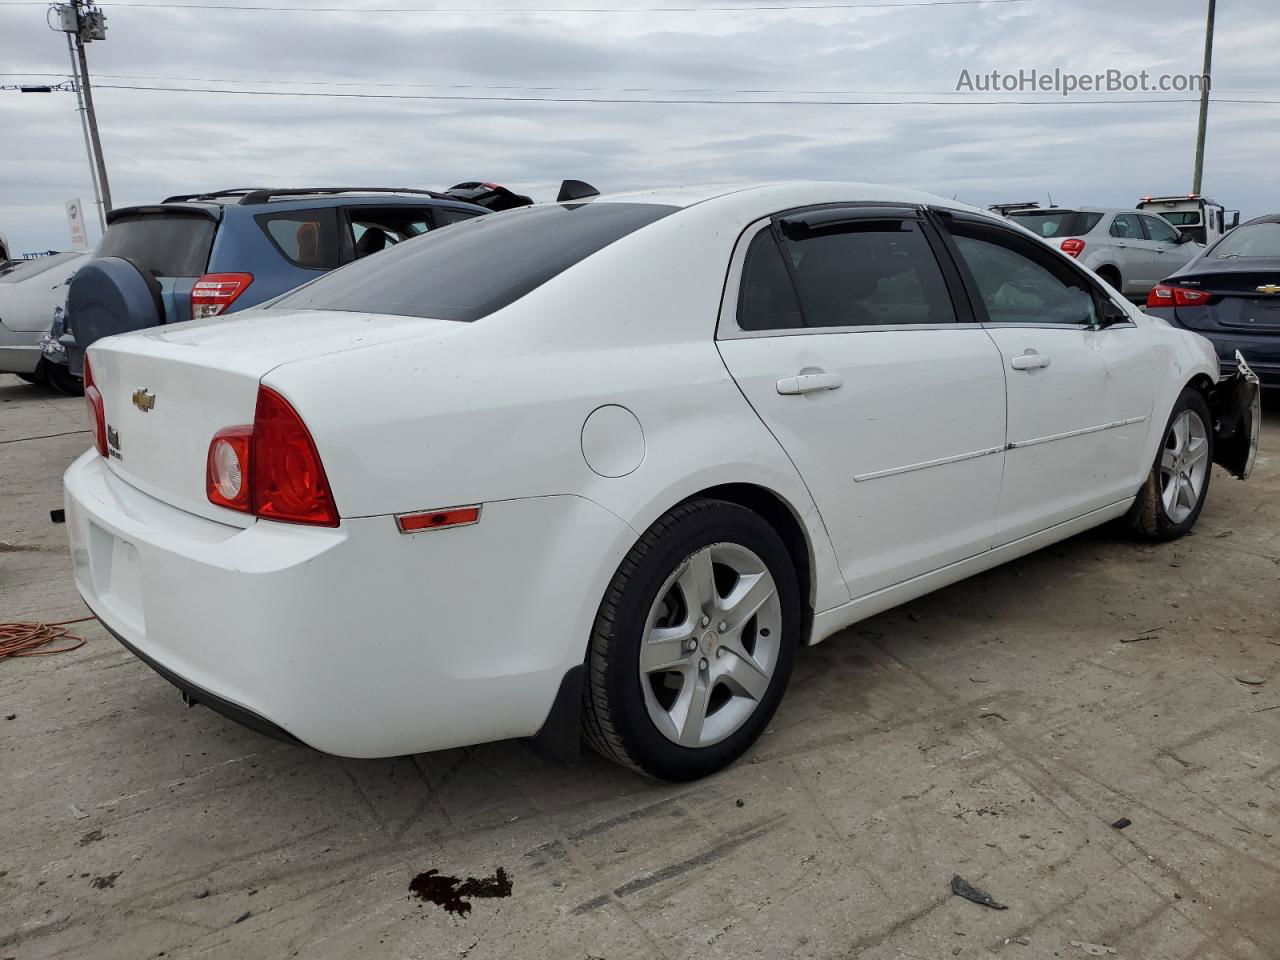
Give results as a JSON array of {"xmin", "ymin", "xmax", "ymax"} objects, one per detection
[
  {"xmin": 66, "ymin": 31, "xmax": 104, "ymax": 232},
  {"xmin": 55, "ymin": 0, "xmax": 111, "ymax": 223},
  {"xmin": 1192, "ymin": 0, "xmax": 1216, "ymax": 195}
]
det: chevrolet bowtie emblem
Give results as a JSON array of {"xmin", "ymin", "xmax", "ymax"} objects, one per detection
[
  {"xmin": 132, "ymin": 388, "xmax": 156, "ymax": 412},
  {"xmin": 1256, "ymin": 284, "xmax": 1280, "ymax": 295}
]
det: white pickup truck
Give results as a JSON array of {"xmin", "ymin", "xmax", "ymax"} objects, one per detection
[{"xmin": 1137, "ymin": 195, "xmax": 1239, "ymax": 246}]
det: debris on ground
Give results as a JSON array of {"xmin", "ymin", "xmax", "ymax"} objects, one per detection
[
  {"xmin": 979, "ymin": 711, "xmax": 1008, "ymax": 721},
  {"xmin": 409, "ymin": 867, "xmax": 513, "ymax": 917},
  {"xmin": 1111, "ymin": 818, "xmax": 1132, "ymax": 830},
  {"xmin": 1070, "ymin": 941, "xmax": 1117, "ymax": 955},
  {"xmin": 950, "ymin": 874, "xmax": 1007, "ymax": 910},
  {"xmin": 69, "ymin": 804, "xmax": 89, "ymax": 820},
  {"xmin": 1236, "ymin": 673, "xmax": 1267, "ymax": 686},
  {"xmin": 1005, "ymin": 936, "xmax": 1030, "ymax": 945},
  {"xmin": 90, "ymin": 872, "xmax": 121, "ymax": 889},
  {"xmin": 735, "ymin": 799, "xmax": 745, "ymax": 808},
  {"xmin": 79, "ymin": 829, "xmax": 104, "ymax": 846},
  {"xmin": 3, "ymin": 713, "xmax": 14, "ymax": 720},
  {"xmin": 49, "ymin": 508, "xmax": 65, "ymax": 523},
  {"xmin": 233, "ymin": 911, "xmax": 250, "ymax": 924},
  {"xmin": 194, "ymin": 889, "xmax": 210, "ymax": 899}
]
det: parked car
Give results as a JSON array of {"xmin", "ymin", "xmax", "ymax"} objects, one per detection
[
  {"xmin": 66, "ymin": 182, "xmax": 1259, "ymax": 781},
  {"xmin": 48, "ymin": 186, "xmax": 494, "ymax": 385},
  {"xmin": 1137, "ymin": 194, "xmax": 1239, "ymax": 246},
  {"xmin": 1005, "ymin": 207, "xmax": 1204, "ymax": 301},
  {"xmin": 1147, "ymin": 213, "xmax": 1280, "ymax": 390},
  {"xmin": 0, "ymin": 251, "xmax": 86, "ymax": 391}
]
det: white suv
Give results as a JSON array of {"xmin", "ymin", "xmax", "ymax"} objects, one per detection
[{"xmin": 1006, "ymin": 207, "xmax": 1203, "ymax": 301}]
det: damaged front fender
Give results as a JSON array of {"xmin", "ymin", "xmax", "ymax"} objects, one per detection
[{"xmin": 1210, "ymin": 351, "xmax": 1261, "ymax": 480}]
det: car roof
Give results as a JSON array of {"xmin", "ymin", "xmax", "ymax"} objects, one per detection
[{"xmin": 107, "ymin": 191, "xmax": 489, "ymax": 225}]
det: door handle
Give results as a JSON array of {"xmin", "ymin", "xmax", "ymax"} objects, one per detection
[
  {"xmin": 776, "ymin": 372, "xmax": 843, "ymax": 395},
  {"xmin": 1010, "ymin": 351, "xmax": 1051, "ymax": 371}
]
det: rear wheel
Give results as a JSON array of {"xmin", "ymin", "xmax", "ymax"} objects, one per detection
[
  {"xmin": 1096, "ymin": 265, "xmax": 1121, "ymax": 291},
  {"xmin": 1125, "ymin": 387, "xmax": 1213, "ymax": 540},
  {"xmin": 43, "ymin": 360, "xmax": 83, "ymax": 397},
  {"xmin": 582, "ymin": 499, "xmax": 800, "ymax": 781}
]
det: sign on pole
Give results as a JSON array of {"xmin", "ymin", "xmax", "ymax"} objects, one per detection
[{"xmin": 66, "ymin": 198, "xmax": 89, "ymax": 250}]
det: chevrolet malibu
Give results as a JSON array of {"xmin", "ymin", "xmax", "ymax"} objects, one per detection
[{"xmin": 65, "ymin": 183, "xmax": 1260, "ymax": 781}]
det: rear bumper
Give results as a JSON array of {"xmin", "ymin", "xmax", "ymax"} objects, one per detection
[
  {"xmin": 0, "ymin": 322, "xmax": 42, "ymax": 374},
  {"xmin": 1150, "ymin": 311, "xmax": 1280, "ymax": 388},
  {"xmin": 65, "ymin": 450, "xmax": 633, "ymax": 757}
]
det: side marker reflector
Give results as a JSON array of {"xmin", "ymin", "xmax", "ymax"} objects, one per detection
[{"xmin": 396, "ymin": 505, "xmax": 482, "ymax": 533}]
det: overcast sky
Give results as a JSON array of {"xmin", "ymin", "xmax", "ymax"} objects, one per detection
[{"xmin": 1, "ymin": 0, "xmax": 1276, "ymax": 252}]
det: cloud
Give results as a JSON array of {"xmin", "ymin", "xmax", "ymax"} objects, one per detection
[{"xmin": 1, "ymin": 0, "xmax": 1275, "ymax": 252}]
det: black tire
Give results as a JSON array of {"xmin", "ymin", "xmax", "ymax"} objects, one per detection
[
  {"xmin": 43, "ymin": 360, "xmax": 83, "ymax": 397},
  {"xmin": 1125, "ymin": 386, "xmax": 1213, "ymax": 541},
  {"xmin": 1096, "ymin": 266, "xmax": 1121, "ymax": 291},
  {"xmin": 581, "ymin": 498, "xmax": 801, "ymax": 781},
  {"xmin": 17, "ymin": 369, "xmax": 47, "ymax": 385}
]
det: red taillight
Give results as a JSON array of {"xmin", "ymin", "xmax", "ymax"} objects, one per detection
[
  {"xmin": 204, "ymin": 386, "xmax": 339, "ymax": 527},
  {"xmin": 191, "ymin": 273, "xmax": 253, "ymax": 320},
  {"xmin": 83, "ymin": 355, "xmax": 107, "ymax": 457},
  {"xmin": 206, "ymin": 425, "xmax": 252, "ymax": 511},
  {"xmin": 1060, "ymin": 237, "xmax": 1086, "ymax": 258},
  {"xmin": 1147, "ymin": 283, "xmax": 1210, "ymax": 308}
]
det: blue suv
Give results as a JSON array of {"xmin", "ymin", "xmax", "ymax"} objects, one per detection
[{"xmin": 51, "ymin": 186, "xmax": 494, "ymax": 386}]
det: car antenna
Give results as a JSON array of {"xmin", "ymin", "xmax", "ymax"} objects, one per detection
[
  {"xmin": 558, "ymin": 179, "xmax": 600, "ymax": 202},
  {"xmin": 1047, "ymin": 192, "xmax": 1055, "ymax": 206}
]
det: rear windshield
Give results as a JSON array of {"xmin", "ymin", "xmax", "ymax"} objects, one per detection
[
  {"xmin": 271, "ymin": 201, "xmax": 677, "ymax": 322},
  {"xmin": 1008, "ymin": 210, "xmax": 1103, "ymax": 239},
  {"xmin": 98, "ymin": 213, "xmax": 215, "ymax": 277},
  {"xmin": 0, "ymin": 251, "xmax": 81, "ymax": 283},
  {"xmin": 1211, "ymin": 222, "xmax": 1280, "ymax": 259}
]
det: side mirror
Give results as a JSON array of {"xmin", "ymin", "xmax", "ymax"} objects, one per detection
[
  {"xmin": 1226, "ymin": 210, "xmax": 1240, "ymax": 230},
  {"xmin": 1176, "ymin": 232, "xmax": 1192, "ymax": 244},
  {"xmin": 1099, "ymin": 298, "xmax": 1129, "ymax": 327}
]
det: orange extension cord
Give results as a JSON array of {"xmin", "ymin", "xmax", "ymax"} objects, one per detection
[{"xmin": 0, "ymin": 617, "xmax": 93, "ymax": 661}]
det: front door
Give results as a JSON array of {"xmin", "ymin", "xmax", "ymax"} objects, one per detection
[
  {"xmin": 716, "ymin": 206, "xmax": 1008, "ymax": 600},
  {"xmin": 937, "ymin": 213, "xmax": 1157, "ymax": 544}
]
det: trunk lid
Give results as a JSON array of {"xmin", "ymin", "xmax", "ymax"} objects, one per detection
[
  {"xmin": 89, "ymin": 309, "xmax": 460, "ymax": 524},
  {"xmin": 1170, "ymin": 260, "xmax": 1280, "ymax": 333}
]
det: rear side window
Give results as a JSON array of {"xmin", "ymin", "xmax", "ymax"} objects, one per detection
[
  {"xmin": 738, "ymin": 230, "xmax": 803, "ymax": 331},
  {"xmin": 949, "ymin": 226, "xmax": 1098, "ymax": 326},
  {"xmin": 1109, "ymin": 214, "xmax": 1144, "ymax": 240},
  {"xmin": 272, "ymin": 202, "xmax": 676, "ymax": 322},
  {"xmin": 98, "ymin": 213, "xmax": 215, "ymax": 277},
  {"xmin": 781, "ymin": 218, "xmax": 956, "ymax": 327},
  {"xmin": 435, "ymin": 207, "xmax": 484, "ymax": 227},
  {"xmin": 1008, "ymin": 210, "xmax": 1103, "ymax": 239},
  {"xmin": 257, "ymin": 208, "xmax": 341, "ymax": 269}
]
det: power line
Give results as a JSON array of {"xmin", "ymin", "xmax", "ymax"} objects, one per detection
[
  {"xmin": 83, "ymin": 82, "xmax": 1280, "ymax": 105},
  {"xmin": 0, "ymin": 0, "xmax": 1029, "ymax": 10}
]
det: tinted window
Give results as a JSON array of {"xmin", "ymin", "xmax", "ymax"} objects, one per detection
[
  {"xmin": 951, "ymin": 229, "xmax": 1098, "ymax": 326},
  {"xmin": 737, "ymin": 229, "xmax": 803, "ymax": 331},
  {"xmin": 1142, "ymin": 215, "xmax": 1182, "ymax": 243},
  {"xmin": 0, "ymin": 251, "xmax": 81, "ymax": 283},
  {"xmin": 98, "ymin": 213, "xmax": 215, "ymax": 277},
  {"xmin": 257, "ymin": 208, "xmax": 341, "ymax": 269},
  {"xmin": 1109, "ymin": 214, "xmax": 1143, "ymax": 240},
  {"xmin": 435, "ymin": 207, "xmax": 484, "ymax": 228},
  {"xmin": 782, "ymin": 218, "xmax": 956, "ymax": 327},
  {"xmin": 1008, "ymin": 210, "xmax": 1103, "ymax": 239},
  {"xmin": 1211, "ymin": 221, "xmax": 1280, "ymax": 258},
  {"xmin": 273, "ymin": 202, "xmax": 676, "ymax": 322}
]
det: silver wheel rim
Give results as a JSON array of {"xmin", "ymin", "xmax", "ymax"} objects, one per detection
[
  {"xmin": 639, "ymin": 542, "xmax": 782, "ymax": 748},
  {"xmin": 1160, "ymin": 409, "xmax": 1209, "ymax": 524}
]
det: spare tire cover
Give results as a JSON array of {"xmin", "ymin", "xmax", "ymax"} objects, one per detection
[{"xmin": 68, "ymin": 256, "xmax": 164, "ymax": 350}]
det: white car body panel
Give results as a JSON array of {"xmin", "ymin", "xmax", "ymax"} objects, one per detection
[
  {"xmin": 0, "ymin": 252, "xmax": 85, "ymax": 373},
  {"xmin": 65, "ymin": 181, "xmax": 1227, "ymax": 758}
]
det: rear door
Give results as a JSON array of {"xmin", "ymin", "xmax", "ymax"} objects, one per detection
[
  {"xmin": 96, "ymin": 208, "xmax": 218, "ymax": 323},
  {"xmin": 716, "ymin": 206, "xmax": 1008, "ymax": 600},
  {"xmin": 935, "ymin": 212, "xmax": 1158, "ymax": 543},
  {"xmin": 1107, "ymin": 213, "xmax": 1156, "ymax": 293}
]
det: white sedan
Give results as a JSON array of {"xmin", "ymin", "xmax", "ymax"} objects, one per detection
[{"xmin": 64, "ymin": 183, "xmax": 1260, "ymax": 781}]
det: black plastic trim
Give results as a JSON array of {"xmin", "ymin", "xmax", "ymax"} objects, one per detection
[
  {"xmin": 93, "ymin": 612, "xmax": 310, "ymax": 750},
  {"xmin": 524, "ymin": 663, "xmax": 584, "ymax": 765}
]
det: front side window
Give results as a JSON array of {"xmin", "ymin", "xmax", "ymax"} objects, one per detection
[
  {"xmin": 1109, "ymin": 214, "xmax": 1144, "ymax": 240},
  {"xmin": 779, "ymin": 218, "xmax": 956, "ymax": 328},
  {"xmin": 1141, "ymin": 215, "xmax": 1182, "ymax": 244},
  {"xmin": 950, "ymin": 228, "xmax": 1099, "ymax": 326}
]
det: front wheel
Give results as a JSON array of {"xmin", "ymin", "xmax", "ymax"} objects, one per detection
[
  {"xmin": 1125, "ymin": 386, "xmax": 1213, "ymax": 540},
  {"xmin": 582, "ymin": 499, "xmax": 800, "ymax": 781}
]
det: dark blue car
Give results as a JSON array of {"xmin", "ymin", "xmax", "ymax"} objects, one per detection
[
  {"xmin": 1146, "ymin": 213, "xmax": 1280, "ymax": 390},
  {"xmin": 51, "ymin": 186, "xmax": 495, "ymax": 387}
]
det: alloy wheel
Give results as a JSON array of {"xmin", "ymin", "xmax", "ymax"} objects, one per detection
[{"xmin": 1160, "ymin": 409, "xmax": 1209, "ymax": 524}]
